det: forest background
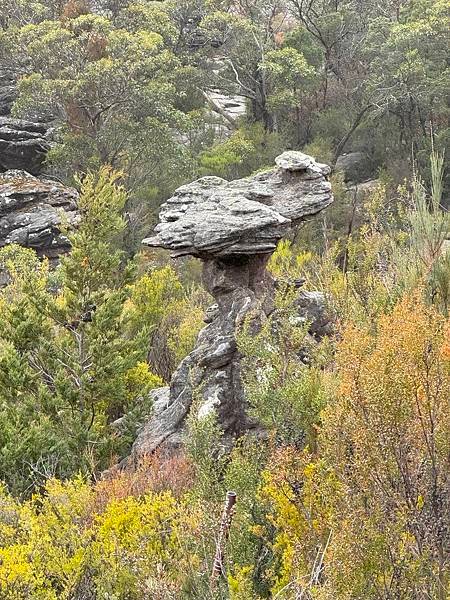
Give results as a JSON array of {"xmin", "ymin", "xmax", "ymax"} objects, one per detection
[{"xmin": 0, "ymin": 1, "xmax": 448, "ymax": 598}]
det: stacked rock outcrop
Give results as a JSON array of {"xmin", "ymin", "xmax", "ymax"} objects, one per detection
[
  {"xmin": 0, "ymin": 71, "xmax": 78, "ymax": 261},
  {"xmin": 129, "ymin": 151, "xmax": 333, "ymax": 459},
  {"xmin": 0, "ymin": 170, "xmax": 78, "ymax": 259},
  {"xmin": 0, "ymin": 117, "xmax": 51, "ymax": 175}
]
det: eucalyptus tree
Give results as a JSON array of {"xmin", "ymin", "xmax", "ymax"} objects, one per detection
[
  {"xmin": 0, "ymin": 1, "xmax": 208, "ymax": 247},
  {"xmin": 199, "ymin": 0, "xmax": 293, "ymax": 131}
]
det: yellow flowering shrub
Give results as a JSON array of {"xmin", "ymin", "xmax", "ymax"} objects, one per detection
[
  {"xmin": 0, "ymin": 474, "xmax": 203, "ymax": 599},
  {"xmin": 268, "ymin": 240, "xmax": 312, "ymax": 280},
  {"xmin": 166, "ymin": 299, "xmax": 205, "ymax": 364},
  {"xmin": 124, "ymin": 362, "xmax": 163, "ymax": 402},
  {"xmin": 259, "ymin": 448, "xmax": 340, "ymax": 596},
  {"xmin": 92, "ymin": 492, "xmax": 189, "ymax": 597},
  {"xmin": 228, "ymin": 565, "xmax": 263, "ymax": 600},
  {"xmin": 258, "ymin": 294, "xmax": 449, "ymax": 599},
  {"xmin": 124, "ymin": 266, "xmax": 184, "ymax": 332},
  {"xmin": 0, "ymin": 284, "xmax": 447, "ymax": 600}
]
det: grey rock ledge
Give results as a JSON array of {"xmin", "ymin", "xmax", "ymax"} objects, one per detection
[
  {"xmin": 142, "ymin": 151, "xmax": 332, "ymax": 259},
  {"xmin": 0, "ymin": 170, "xmax": 79, "ymax": 259}
]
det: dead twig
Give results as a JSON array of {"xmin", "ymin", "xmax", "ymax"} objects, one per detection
[{"xmin": 210, "ymin": 491, "xmax": 237, "ymax": 590}]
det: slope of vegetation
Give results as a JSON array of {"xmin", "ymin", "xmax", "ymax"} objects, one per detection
[{"xmin": 0, "ymin": 0, "xmax": 448, "ymax": 598}]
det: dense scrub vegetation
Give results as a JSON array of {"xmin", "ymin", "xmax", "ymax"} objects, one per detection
[{"xmin": 0, "ymin": 0, "xmax": 449, "ymax": 598}]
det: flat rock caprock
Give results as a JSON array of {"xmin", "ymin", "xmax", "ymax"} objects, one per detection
[{"xmin": 142, "ymin": 151, "xmax": 332, "ymax": 258}]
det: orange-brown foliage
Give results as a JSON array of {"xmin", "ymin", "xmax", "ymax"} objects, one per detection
[
  {"xmin": 65, "ymin": 99, "xmax": 92, "ymax": 134},
  {"xmin": 274, "ymin": 31, "xmax": 285, "ymax": 47},
  {"xmin": 86, "ymin": 34, "xmax": 107, "ymax": 61},
  {"xmin": 92, "ymin": 452, "xmax": 194, "ymax": 516},
  {"xmin": 61, "ymin": 0, "xmax": 90, "ymax": 20}
]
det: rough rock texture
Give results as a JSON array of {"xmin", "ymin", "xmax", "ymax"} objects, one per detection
[
  {"xmin": 128, "ymin": 152, "xmax": 333, "ymax": 460},
  {"xmin": 0, "ymin": 75, "xmax": 75, "ymax": 266},
  {"xmin": 294, "ymin": 290, "xmax": 333, "ymax": 339},
  {"xmin": 335, "ymin": 151, "xmax": 374, "ymax": 183},
  {"xmin": 0, "ymin": 117, "xmax": 51, "ymax": 174},
  {"xmin": 0, "ymin": 69, "xmax": 17, "ymax": 116},
  {"xmin": 205, "ymin": 88, "xmax": 247, "ymax": 131},
  {"xmin": 0, "ymin": 69, "xmax": 53, "ymax": 174},
  {"xmin": 0, "ymin": 170, "xmax": 79, "ymax": 258},
  {"xmin": 143, "ymin": 150, "xmax": 332, "ymax": 258},
  {"xmin": 208, "ymin": 91, "xmax": 246, "ymax": 121}
]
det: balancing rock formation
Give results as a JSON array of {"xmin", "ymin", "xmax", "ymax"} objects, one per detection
[{"xmin": 130, "ymin": 151, "xmax": 333, "ymax": 459}]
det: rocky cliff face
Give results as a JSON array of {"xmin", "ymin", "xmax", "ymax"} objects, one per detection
[
  {"xmin": 128, "ymin": 151, "xmax": 333, "ymax": 460},
  {"xmin": 0, "ymin": 170, "xmax": 78, "ymax": 259},
  {"xmin": 0, "ymin": 72, "xmax": 78, "ymax": 261},
  {"xmin": 0, "ymin": 117, "xmax": 52, "ymax": 175}
]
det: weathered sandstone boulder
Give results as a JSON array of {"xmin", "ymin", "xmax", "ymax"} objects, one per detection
[
  {"xmin": 0, "ymin": 117, "xmax": 51, "ymax": 174},
  {"xmin": 0, "ymin": 170, "xmax": 79, "ymax": 259},
  {"xmin": 335, "ymin": 151, "xmax": 374, "ymax": 183},
  {"xmin": 143, "ymin": 151, "xmax": 332, "ymax": 258}
]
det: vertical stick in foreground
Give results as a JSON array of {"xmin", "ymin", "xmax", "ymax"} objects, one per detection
[{"xmin": 210, "ymin": 490, "xmax": 237, "ymax": 589}]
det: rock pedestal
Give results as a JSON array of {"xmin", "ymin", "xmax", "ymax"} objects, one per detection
[{"xmin": 130, "ymin": 152, "xmax": 333, "ymax": 459}]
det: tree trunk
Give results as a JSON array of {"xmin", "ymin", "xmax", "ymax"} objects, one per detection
[{"xmin": 332, "ymin": 104, "xmax": 373, "ymax": 166}]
